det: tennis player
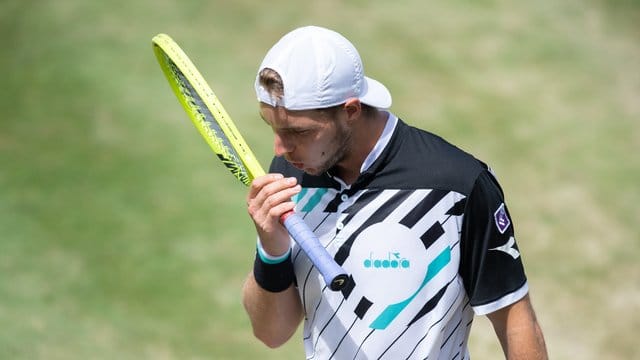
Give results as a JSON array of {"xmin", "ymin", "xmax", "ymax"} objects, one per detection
[{"xmin": 242, "ymin": 25, "xmax": 547, "ymax": 359}]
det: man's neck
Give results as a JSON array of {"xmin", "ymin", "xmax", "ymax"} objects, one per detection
[{"xmin": 332, "ymin": 110, "xmax": 389, "ymax": 185}]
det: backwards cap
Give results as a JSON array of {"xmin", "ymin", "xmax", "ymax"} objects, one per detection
[{"xmin": 255, "ymin": 26, "xmax": 392, "ymax": 110}]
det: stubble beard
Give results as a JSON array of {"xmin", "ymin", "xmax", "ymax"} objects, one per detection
[{"xmin": 309, "ymin": 123, "xmax": 353, "ymax": 176}]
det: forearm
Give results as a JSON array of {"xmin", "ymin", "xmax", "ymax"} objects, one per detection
[
  {"xmin": 498, "ymin": 316, "xmax": 547, "ymax": 359},
  {"xmin": 242, "ymin": 272, "xmax": 303, "ymax": 348},
  {"xmin": 243, "ymin": 174, "xmax": 304, "ymax": 347},
  {"xmin": 488, "ymin": 294, "xmax": 548, "ymax": 359}
]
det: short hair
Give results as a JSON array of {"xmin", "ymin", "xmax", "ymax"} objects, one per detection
[
  {"xmin": 258, "ymin": 67, "xmax": 377, "ymax": 118},
  {"xmin": 257, "ymin": 68, "xmax": 284, "ymax": 103}
]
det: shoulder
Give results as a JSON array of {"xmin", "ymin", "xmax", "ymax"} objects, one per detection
[{"xmin": 368, "ymin": 120, "xmax": 488, "ymax": 195}]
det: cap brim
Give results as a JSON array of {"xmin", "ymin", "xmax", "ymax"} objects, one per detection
[{"xmin": 360, "ymin": 76, "xmax": 392, "ymax": 109}]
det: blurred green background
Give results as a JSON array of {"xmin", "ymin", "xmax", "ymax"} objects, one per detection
[{"xmin": 1, "ymin": 0, "xmax": 639, "ymax": 358}]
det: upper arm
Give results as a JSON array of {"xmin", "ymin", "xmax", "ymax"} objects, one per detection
[{"xmin": 459, "ymin": 170, "xmax": 528, "ymax": 314}]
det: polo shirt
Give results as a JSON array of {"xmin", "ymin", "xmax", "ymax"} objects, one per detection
[{"xmin": 269, "ymin": 114, "xmax": 528, "ymax": 359}]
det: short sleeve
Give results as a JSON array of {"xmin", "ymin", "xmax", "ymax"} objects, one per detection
[{"xmin": 459, "ymin": 170, "xmax": 528, "ymax": 315}]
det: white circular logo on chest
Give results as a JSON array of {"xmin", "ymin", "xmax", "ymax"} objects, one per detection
[{"xmin": 349, "ymin": 222, "xmax": 429, "ymax": 304}]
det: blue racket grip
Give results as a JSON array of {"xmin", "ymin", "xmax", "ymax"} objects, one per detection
[{"xmin": 281, "ymin": 212, "xmax": 349, "ymax": 291}]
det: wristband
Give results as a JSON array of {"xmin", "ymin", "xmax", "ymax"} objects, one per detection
[
  {"xmin": 253, "ymin": 249, "xmax": 295, "ymax": 292},
  {"xmin": 256, "ymin": 238, "xmax": 291, "ymax": 264}
]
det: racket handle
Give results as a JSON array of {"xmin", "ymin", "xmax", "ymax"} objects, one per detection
[{"xmin": 280, "ymin": 211, "xmax": 349, "ymax": 291}]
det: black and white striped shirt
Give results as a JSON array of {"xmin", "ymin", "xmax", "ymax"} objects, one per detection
[{"xmin": 271, "ymin": 114, "xmax": 528, "ymax": 359}]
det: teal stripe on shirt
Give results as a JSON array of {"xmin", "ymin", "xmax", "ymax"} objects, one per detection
[
  {"xmin": 300, "ymin": 188, "xmax": 328, "ymax": 212},
  {"xmin": 369, "ymin": 247, "xmax": 452, "ymax": 330}
]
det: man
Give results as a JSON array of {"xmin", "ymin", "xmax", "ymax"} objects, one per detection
[{"xmin": 242, "ymin": 25, "xmax": 547, "ymax": 359}]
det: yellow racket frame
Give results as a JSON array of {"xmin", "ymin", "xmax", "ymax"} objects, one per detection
[{"xmin": 152, "ymin": 33, "xmax": 264, "ymax": 185}]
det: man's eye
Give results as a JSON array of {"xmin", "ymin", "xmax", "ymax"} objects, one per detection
[{"xmin": 289, "ymin": 129, "xmax": 311, "ymax": 136}]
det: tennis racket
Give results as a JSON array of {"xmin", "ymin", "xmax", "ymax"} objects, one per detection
[{"xmin": 151, "ymin": 33, "xmax": 348, "ymax": 291}]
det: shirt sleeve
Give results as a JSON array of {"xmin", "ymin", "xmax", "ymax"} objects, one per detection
[{"xmin": 459, "ymin": 169, "xmax": 528, "ymax": 315}]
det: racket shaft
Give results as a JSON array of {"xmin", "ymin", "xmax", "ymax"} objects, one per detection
[{"xmin": 281, "ymin": 212, "xmax": 348, "ymax": 290}]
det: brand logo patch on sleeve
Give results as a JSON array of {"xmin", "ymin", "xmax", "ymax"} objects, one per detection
[{"xmin": 494, "ymin": 203, "xmax": 511, "ymax": 234}]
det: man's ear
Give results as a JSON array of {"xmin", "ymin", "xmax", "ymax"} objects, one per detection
[{"xmin": 343, "ymin": 98, "xmax": 362, "ymax": 120}]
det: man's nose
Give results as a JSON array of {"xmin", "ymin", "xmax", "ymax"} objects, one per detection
[{"xmin": 273, "ymin": 133, "xmax": 293, "ymax": 157}]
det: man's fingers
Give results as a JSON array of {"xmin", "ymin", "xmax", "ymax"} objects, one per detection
[
  {"xmin": 247, "ymin": 175, "xmax": 300, "ymax": 223},
  {"xmin": 247, "ymin": 173, "xmax": 284, "ymax": 202}
]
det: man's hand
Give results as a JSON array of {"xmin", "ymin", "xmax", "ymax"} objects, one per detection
[{"xmin": 246, "ymin": 173, "xmax": 301, "ymax": 256}]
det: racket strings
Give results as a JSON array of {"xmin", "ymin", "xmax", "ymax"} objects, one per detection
[{"xmin": 166, "ymin": 57, "xmax": 252, "ymax": 185}]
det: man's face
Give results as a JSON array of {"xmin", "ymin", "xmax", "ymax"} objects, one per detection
[{"xmin": 259, "ymin": 104, "xmax": 352, "ymax": 176}]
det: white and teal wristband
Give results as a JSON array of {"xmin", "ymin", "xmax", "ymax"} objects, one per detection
[{"xmin": 256, "ymin": 238, "xmax": 291, "ymax": 264}]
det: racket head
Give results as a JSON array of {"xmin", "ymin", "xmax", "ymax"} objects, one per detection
[{"xmin": 152, "ymin": 33, "xmax": 265, "ymax": 185}]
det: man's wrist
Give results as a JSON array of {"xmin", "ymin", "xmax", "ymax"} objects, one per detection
[{"xmin": 256, "ymin": 238, "xmax": 291, "ymax": 264}]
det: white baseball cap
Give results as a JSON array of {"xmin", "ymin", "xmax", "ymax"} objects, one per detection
[{"xmin": 255, "ymin": 26, "xmax": 392, "ymax": 110}]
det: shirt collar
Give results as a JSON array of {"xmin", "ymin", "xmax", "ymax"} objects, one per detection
[{"xmin": 360, "ymin": 112, "xmax": 398, "ymax": 173}]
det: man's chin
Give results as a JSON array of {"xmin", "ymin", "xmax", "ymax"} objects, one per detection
[
  {"xmin": 303, "ymin": 167, "xmax": 322, "ymax": 176},
  {"xmin": 286, "ymin": 159, "xmax": 334, "ymax": 176}
]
